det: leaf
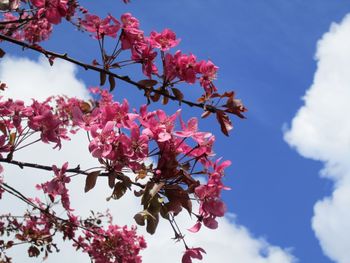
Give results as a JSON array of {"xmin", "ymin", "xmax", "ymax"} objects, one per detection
[
  {"xmin": 118, "ymin": 174, "xmax": 132, "ymax": 189},
  {"xmin": 100, "ymin": 72, "xmax": 106, "ymax": 86},
  {"xmin": 134, "ymin": 212, "xmax": 146, "ymax": 226},
  {"xmin": 224, "ymin": 97, "xmax": 247, "ymax": 119},
  {"xmin": 136, "ymin": 168, "xmax": 148, "ymax": 181},
  {"xmin": 110, "ymin": 182, "xmax": 127, "ymax": 200},
  {"xmin": 146, "ymin": 212, "xmax": 159, "ymax": 235},
  {"xmin": 0, "ymin": 122, "xmax": 7, "ymax": 136},
  {"xmin": 107, "ymin": 172, "xmax": 116, "ymax": 188},
  {"xmin": 138, "ymin": 79, "xmax": 158, "ymax": 88},
  {"xmin": 216, "ymin": 110, "xmax": 233, "ymax": 136},
  {"xmin": 0, "ymin": 48, "xmax": 6, "ymax": 58},
  {"xmin": 201, "ymin": 110, "xmax": 211, "ymax": 119},
  {"xmin": 134, "ymin": 189, "xmax": 144, "ymax": 197},
  {"xmin": 160, "ymin": 205, "xmax": 169, "ymax": 219},
  {"xmin": 141, "ymin": 182, "xmax": 154, "ymax": 207},
  {"xmin": 151, "ymin": 92, "xmax": 161, "ymax": 102},
  {"xmin": 84, "ymin": 171, "xmax": 100, "ymax": 193},
  {"xmin": 108, "ymin": 75, "xmax": 116, "ymax": 92},
  {"xmin": 149, "ymin": 182, "xmax": 165, "ymax": 199},
  {"xmin": 134, "ymin": 210, "xmax": 158, "ymax": 234},
  {"xmin": 28, "ymin": 246, "xmax": 40, "ymax": 258},
  {"xmin": 162, "ymin": 90, "xmax": 170, "ymax": 105},
  {"xmin": 9, "ymin": 132, "xmax": 16, "ymax": 145},
  {"xmin": 164, "ymin": 185, "xmax": 192, "ymax": 214},
  {"xmin": 164, "ymin": 201, "xmax": 182, "ymax": 215},
  {"xmin": 171, "ymin": 88, "xmax": 184, "ymax": 102}
]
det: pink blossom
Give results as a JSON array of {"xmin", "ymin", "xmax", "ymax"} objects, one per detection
[
  {"xmin": 31, "ymin": 0, "xmax": 68, "ymax": 24},
  {"xmin": 149, "ymin": 28, "xmax": 180, "ymax": 51},
  {"xmin": 36, "ymin": 162, "xmax": 72, "ymax": 211},
  {"xmin": 174, "ymin": 51, "xmax": 198, "ymax": 84},
  {"xmin": 77, "ymin": 225, "xmax": 146, "ymax": 263},
  {"xmin": 27, "ymin": 100, "xmax": 68, "ymax": 149},
  {"xmin": 80, "ymin": 14, "xmax": 121, "ymax": 39},
  {"xmin": 188, "ymin": 221, "xmax": 202, "ymax": 233},
  {"xmin": 120, "ymin": 13, "xmax": 143, "ymax": 50},
  {"xmin": 131, "ymin": 42, "xmax": 158, "ymax": 77},
  {"xmin": 24, "ymin": 17, "xmax": 52, "ymax": 43},
  {"xmin": 196, "ymin": 60, "xmax": 218, "ymax": 94}
]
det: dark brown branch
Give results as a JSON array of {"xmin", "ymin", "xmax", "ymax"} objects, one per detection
[
  {"xmin": 0, "ymin": 157, "xmax": 144, "ymax": 188},
  {"xmin": 0, "ymin": 157, "xmax": 88, "ymax": 174},
  {"xmin": 0, "ymin": 33, "xmax": 218, "ymax": 113},
  {"xmin": 0, "ymin": 18, "xmax": 31, "ymax": 25}
]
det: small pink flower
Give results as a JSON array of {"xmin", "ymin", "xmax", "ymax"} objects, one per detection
[
  {"xmin": 149, "ymin": 28, "xmax": 180, "ymax": 51},
  {"xmin": 174, "ymin": 51, "xmax": 198, "ymax": 84},
  {"xmin": 37, "ymin": 162, "xmax": 72, "ymax": 211},
  {"xmin": 32, "ymin": 0, "xmax": 68, "ymax": 24},
  {"xmin": 188, "ymin": 221, "xmax": 202, "ymax": 233},
  {"xmin": 80, "ymin": 14, "xmax": 121, "ymax": 39}
]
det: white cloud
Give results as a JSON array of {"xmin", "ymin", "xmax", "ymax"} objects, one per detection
[
  {"xmin": 284, "ymin": 14, "xmax": 350, "ymax": 263},
  {"xmin": 0, "ymin": 55, "xmax": 90, "ymax": 102},
  {"xmin": 0, "ymin": 55, "xmax": 296, "ymax": 262}
]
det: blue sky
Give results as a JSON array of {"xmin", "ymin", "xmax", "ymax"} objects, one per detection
[{"xmin": 2, "ymin": 1, "xmax": 350, "ymax": 262}]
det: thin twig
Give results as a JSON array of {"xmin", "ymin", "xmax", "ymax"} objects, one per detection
[{"xmin": 0, "ymin": 33, "xmax": 218, "ymax": 113}]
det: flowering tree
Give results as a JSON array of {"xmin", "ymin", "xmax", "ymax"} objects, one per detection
[{"xmin": 0, "ymin": 0, "xmax": 247, "ymax": 262}]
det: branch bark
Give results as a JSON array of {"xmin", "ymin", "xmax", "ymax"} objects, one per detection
[{"xmin": 0, "ymin": 33, "xmax": 218, "ymax": 113}]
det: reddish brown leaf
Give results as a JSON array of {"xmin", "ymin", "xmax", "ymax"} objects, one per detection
[
  {"xmin": 162, "ymin": 90, "xmax": 170, "ymax": 105},
  {"xmin": 216, "ymin": 110, "xmax": 233, "ymax": 136},
  {"xmin": 84, "ymin": 171, "xmax": 100, "ymax": 193},
  {"xmin": 134, "ymin": 212, "xmax": 146, "ymax": 226},
  {"xmin": 111, "ymin": 182, "xmax": 127, "ymax": 200},
  {"xmin": 9, "ymin": 132, "xmax": 16, "ymax": 145},
  {"xmin": 225, "ymin": 97, "xmax": 247, "ymax": 119},
  {"xmin": 201, "ymin": 110, "xmax": 211, "ymax": 119},
  {"xmin": 0, "ymin": 48, "xmax": 5, "ymax": 58},
  {"xmin": 151, "ymin": 92, "xmax": 161, "ymax": 102},
  {"xmin": 171, "ymin": 87, "xmax": 184, "ymax": 102},
  {"xmin": 100, "ymin": 72, "xmax": 106, "ymax": 86},
  {"xmin": 108, "ymin": 172, "xmax": 116, "ymax": 188},
  {"xmin": 108, "ymin": 74, "xmax": 116, "ymax": 92},
  {"xmin": 146, "ymin": 212, "xmax": 159, "ymax": 235},
  {"xmin": 138, "ymin": 79, "xmax": 158, "ymax": 88}
]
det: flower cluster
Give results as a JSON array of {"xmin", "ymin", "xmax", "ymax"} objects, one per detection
[
  {"xmin": 0, "ymin": 87, "xmax": 231, "ymax": 262},
  {"xmin": 0, "ymin": 97, "xmax": 72, "ymax": 150},
  {"xmin": 0, "ymin": 196, "xmax": 146, "ymax": 262},
  {"xmin": 36, "ymin": 162, "xmax": 72, "ymax": 211},
  {"xmin": 80, "ymin": 14, "xmax": 121, "ymax": 39},
  {"xmin": 79, "ymin": 12, "xmax": 220, "ymax": 96},
  {"xmin": 0, "ymin": 1, "xmax": 244, "ymax": 261},
  {"xmin": 77, "ymin": 225, "xmax": 146, "ymax": 263}
]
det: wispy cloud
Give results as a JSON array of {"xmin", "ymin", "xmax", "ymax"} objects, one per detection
[{"xmin": 284, "ymin": 14, "xmax": 350, "ymax": 263}]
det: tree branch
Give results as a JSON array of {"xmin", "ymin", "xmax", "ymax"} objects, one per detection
[
  {"xmin": 0, "ymin": 157, "xmax": 144, "ymax": 188},
  {"xmin": 0, "ymin": 33, "xmax": 218, "ymax": 113}
]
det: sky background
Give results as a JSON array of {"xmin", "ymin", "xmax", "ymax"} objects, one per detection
[{"xmin": 1, "ymin": 1, "xmax": 350, "ymax": 262}]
